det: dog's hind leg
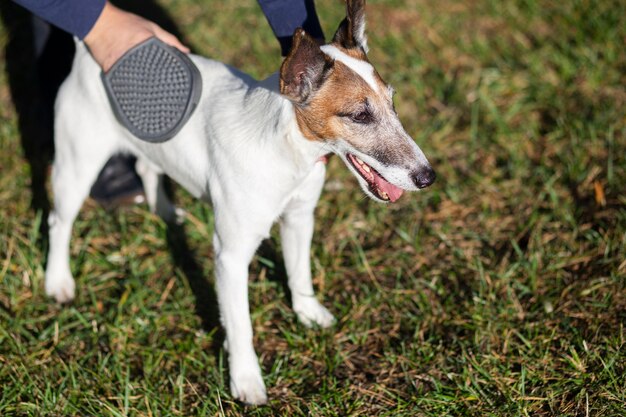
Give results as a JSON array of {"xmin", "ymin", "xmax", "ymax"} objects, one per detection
[
  {"xmin": 280, "ymin": 163, "xmax": 335, "ymax": 328},
  {"xmin": 45, "ymin": 127, "xmax": 118, "ymax": 303},
  {"xmin": 135, "ymin": 158, "xmax": 184, "ymax": 224}
]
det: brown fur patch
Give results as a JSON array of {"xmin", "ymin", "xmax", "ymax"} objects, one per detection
[
  {"xmin": 293, "ymin": 46, "xmax": 419, "ymax": 169},
  {"xmin": 295, "ymin": 55, "xmax": 390, "ymax": 143}
]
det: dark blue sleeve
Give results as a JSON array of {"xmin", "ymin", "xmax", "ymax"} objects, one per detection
[
  {"xmin": 257, "ymin": 0, "xmax": 324, "ymax": 56},
  {"xmin": 12, "ymin": 0, "xmax": 105, "ymax": 39}
]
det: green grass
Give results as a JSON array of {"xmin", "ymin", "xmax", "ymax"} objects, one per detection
[{"xmin": 1, "ymin": 0, "xmax": 625, "ymax": 415}]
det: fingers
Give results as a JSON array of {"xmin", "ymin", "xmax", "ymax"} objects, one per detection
[
  {"xmin": 153, "ymin": 26, "xmax": 190, "ymax": 54},
  {"xmin": 85, "ymin": 2, "xmax": 190, "ymax": 72}
]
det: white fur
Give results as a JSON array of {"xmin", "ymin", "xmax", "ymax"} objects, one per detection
[
  {"xmin": 321, "ymin": 44, "xmax": 378, "ymax": 92},
  {"xmin": 45, "ymin": 36, "xmax": 430, "ymax": 404}
]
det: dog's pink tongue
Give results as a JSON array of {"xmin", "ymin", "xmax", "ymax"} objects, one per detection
[{"xmin": 374, "ymin": 174, "xmax": 404, "ymax": 202}]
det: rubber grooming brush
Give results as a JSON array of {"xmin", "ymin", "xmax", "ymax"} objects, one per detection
[{"xmin": 101, "ymin": 37, "xmax": 202, "ymax": 143}]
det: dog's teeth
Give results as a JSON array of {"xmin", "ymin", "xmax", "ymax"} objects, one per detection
[
  {"xmin": 355, "ymin": 156, "xmax": 364, "ymax": 164},
  {"xmin": 362, "ymin": 164, "xmax": 371, "ymax": 173},
  {"xmin": 381, "ymin": 191, "xmax": 389, "ymax": 199}
]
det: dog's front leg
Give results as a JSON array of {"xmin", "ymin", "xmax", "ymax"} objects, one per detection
[
  {"xmin": 213, "ymin": 231, "xmax": 268, "ymax": 405},
  {"xmin": 280, "ymin": 164, "xmax": 335, "ymax": 328}
]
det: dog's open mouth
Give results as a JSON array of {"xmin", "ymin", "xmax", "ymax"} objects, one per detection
[{"xmin": 347, "ymin": 153, "xmax": 404, "ymax": 202}]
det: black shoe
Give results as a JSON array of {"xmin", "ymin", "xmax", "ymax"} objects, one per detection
[{"xmin": 90, "ymin": 155, "xmax": 145, "ymax": 208}]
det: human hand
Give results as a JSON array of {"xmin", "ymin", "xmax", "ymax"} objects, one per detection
[{"xmin": 84, "ymin": 1, "xmax": 189, "ymax": 72}]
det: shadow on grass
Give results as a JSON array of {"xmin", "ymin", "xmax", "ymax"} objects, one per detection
[
  {"xmin": 256, "ymin": 238, "xmax": 291, "ymax": 301},
  {"xmin": 0, "ymin": 3, "xmax": 70, "ymax": 249},
  {"xmin": 165, "ymin": 221, "xmax": 224, "ymax": 354}
]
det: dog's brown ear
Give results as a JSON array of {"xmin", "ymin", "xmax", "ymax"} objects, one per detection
[
  {"xmin": 280, "ymin": 29, "xmax": 333, "ymax": 105},
  {"xmin": 332, "ymin": 0, "xmax": 368, "ymax": 52}
]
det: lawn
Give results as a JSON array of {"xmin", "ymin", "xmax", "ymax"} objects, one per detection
[{"xmin": 1, "ymin": 0, "xmax": 625, "ymax": 415}]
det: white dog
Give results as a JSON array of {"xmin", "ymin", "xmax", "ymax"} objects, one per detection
[{"xmin": 45, "ymin": 0, "xmax": 435, "ymax": 404}]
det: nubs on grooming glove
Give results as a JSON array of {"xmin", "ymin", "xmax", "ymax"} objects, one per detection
[{"xmin": 101, "ymin": 37, "xmax": 202, "ymax": 143}]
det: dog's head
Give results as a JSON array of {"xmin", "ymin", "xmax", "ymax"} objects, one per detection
[{"xmin": 279, "ymin": 0, "xmax": 435, "ymax": 203}]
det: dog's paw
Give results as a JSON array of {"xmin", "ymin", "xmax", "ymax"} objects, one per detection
[
  {"xmin": 294, "ymin": 297, "xmax": 335, "ymax": 328},
  {"xmin": 230, "ymin": 369, "xmax": 268, "ymax": 405},
  {"xmin": 45, "ymin": 272, "xmax": 76, "ymax": 303}
]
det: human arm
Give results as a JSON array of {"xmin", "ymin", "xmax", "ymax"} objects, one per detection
[
  {"xmin": 257, "ymin": 0, "xmax": 325, "ymax": 56},
  {"xmin": 12, "ymin": 0, "xmax": 105, "ymax": 39},
  {"xmin": 12, "ymin": 0, "xmax": 188, "ymax": 71}
]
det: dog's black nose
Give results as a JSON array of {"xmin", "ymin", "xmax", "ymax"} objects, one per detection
[{"xmin": 412, "ymin": 166, "xmax": 436, "ymax": 189}]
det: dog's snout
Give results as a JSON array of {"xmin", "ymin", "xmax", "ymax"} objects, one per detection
[{"xmin": 412, "ymin": 166, "xmax": 436, "ymax": 189}]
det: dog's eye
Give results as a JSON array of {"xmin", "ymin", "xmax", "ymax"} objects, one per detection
[{"xmin": 350, "ymin": 110, "xmax": 373, "ymax": 124}]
